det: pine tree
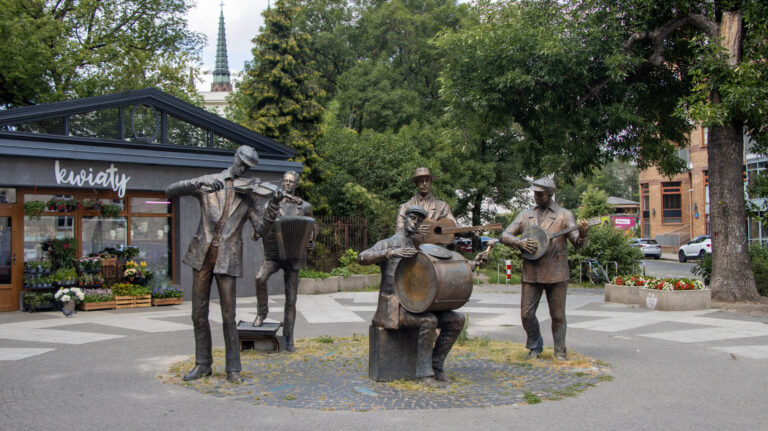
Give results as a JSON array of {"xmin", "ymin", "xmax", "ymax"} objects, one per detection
[{"xmin": 237, "ymin": 0, "xmax": 327, "ymax": 213}]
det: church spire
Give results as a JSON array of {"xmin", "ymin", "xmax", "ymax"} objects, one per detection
[{"xmin": 211, "ymin": 2, "xmax": 232, "ymax": 92}]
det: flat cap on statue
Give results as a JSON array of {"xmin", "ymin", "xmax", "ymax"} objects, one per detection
[
  {"xmin": 235, "ymin": 146, "xmax": 259, "ymax": 167},
  {"xmin": 532, "ymin": 178, "xmax": 556, "ymax": 193},
  {"xmin": 405, "ymin": 205, "xmax": 428, "ymax": 219},
  {"xmin": 411, "ymin": 167, "xmax": 435, "ymax": 182}
]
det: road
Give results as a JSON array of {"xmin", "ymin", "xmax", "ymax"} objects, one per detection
[{"xmin": 640, "ymin": 258, "xmax": 701, "ymax": 279}]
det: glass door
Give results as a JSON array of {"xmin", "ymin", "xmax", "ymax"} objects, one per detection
[{"xmin": 0, "ymin": 206, "xmax": 22, "ymax": 311}]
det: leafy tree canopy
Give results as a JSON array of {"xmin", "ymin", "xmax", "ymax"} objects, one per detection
[{"xmin": 0, "ymin": 0, "xmax": 204, "ymax": 107}]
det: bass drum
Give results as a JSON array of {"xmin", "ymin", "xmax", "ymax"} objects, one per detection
[{"xmin": 394, "ymin": 244, "xmax": 473, "ymax": 313}]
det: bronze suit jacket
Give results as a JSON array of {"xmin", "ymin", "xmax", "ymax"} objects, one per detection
[
  {"xmin": 357, "ymin": 232, "xmax": 414, "ymax": 329},
  {"xmin": 395, "ymin": 193, "xmax": 457, "ymax": 233},
  {"xmin": 501, "ymin": 202, "xmax": 585, "ymax": 284},
  {"xmin": 166, "ymin": 169, "xmax": 276, "ymax": 277}
]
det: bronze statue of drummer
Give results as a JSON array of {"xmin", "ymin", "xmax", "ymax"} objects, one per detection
[
  {"xmin": 359, "ymin": 205, "xmax": 488, "ymax": 383},
  {"xmin": 500, "ymin": 178, "xmax": 589, "ymax": 360}
]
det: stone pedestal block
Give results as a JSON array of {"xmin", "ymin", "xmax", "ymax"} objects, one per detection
[
  {"xmin": 368, "ymin": 325, "xmax": 419, "ymax": 381},
  {"xmin": 639, "ymin": 288, "xmax": 711, "ymax": 311},
  {"xmin": 604, "ymin": 284, "xmax": 640, "ymax": 305}
]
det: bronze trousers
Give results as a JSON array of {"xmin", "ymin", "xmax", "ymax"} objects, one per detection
[
  {"xmin": 521, "ymin": 280, "xmax": 568, "ymax": 356},
  {"xmin": 400, "ymin": 309, "xmax": 465, "ymax": 377},
  {"xmin": 255, "ymin": 259, "xmax": 299, "ymax": 349},
  {"xmin": 191, "ymin": 263, "xmax": 240, "ymax": 373}
]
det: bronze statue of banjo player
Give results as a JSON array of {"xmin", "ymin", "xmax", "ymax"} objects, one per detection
[{"xmin": 500, "ymin": 178, "xmax": 591, "ymax": 360}]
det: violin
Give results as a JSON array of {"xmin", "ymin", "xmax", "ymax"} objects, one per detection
[{"xmin": 231, "ymin": 177, "xmax": 303, "ymax": 205}]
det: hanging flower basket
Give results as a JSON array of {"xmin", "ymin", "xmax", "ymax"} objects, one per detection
[
  {"xmin": 100, "ymin": 203, "xmax": 121, "ymax": 218},
  {"xmin": 47, "ymin": 198, "xmax": 82, "ymax": 212},
  {"xmin": 24, "ymin": 201, "xmax": 47, "ymax": 219}
]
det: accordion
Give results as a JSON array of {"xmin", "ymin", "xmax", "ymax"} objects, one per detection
[{"xmin": 264, "ymin": 216, "xmax": 316, "ymax": 261}]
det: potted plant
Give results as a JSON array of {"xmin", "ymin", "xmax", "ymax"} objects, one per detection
[
  {"xmin": 23, "ymin": 292, "xmax": 55, "ymax": 312},
  {"xmin": 123, "ymin": 260, "xmax": 152, "ymax": 286},
  {"xmin": 100, "ymin": 203, "xmax": 121, "ymax": 218},
  {"xmin": 24, "ymin": 201, "xmax": 47, "ymax": 219},
  {"xmin": 46, "ymin": 237, "xmax": 77, "ymax": 269},
  {"xmin": 54, "ymin": 287, "xmax": 84, "ymax": 316},
  {"xmin": 82, "ymin": 199, "xmax": 102, "ymax": 211}
]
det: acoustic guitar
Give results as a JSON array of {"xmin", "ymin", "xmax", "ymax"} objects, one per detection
[
  {"xmin": 519, "ymin": 217, "xmax": 602, "ymax": 260},
  {"xmin": 414, "ymin": 218, "xmax": 503, "ymax": 245}
]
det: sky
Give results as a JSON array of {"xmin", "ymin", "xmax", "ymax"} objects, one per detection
[{"xmin": 186, "ymin": 0, "xmax": 271, "ymax": 92}]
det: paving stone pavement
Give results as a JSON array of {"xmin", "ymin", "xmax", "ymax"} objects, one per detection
[
  {"xmin": 170, "ymin": 346, "xmax": 606, "ymax": 410},
  {"xmin": 1, "ymin": 287, "xmax": 767, "ymax": 430},
  {"xmin": 2, "ymin": 288, "xmax": 767, "ymax": 361}
]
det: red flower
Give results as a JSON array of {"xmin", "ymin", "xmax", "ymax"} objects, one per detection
[{"xmin": 64, "ymin": 244, "xmax": 70, "ymax": 248}]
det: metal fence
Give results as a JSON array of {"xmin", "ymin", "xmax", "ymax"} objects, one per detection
[{"xmin": 309, "ymin": 216, "xmax": 368, "ymax": 271}]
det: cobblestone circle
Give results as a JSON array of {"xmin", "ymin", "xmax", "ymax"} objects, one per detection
[{"xmin": 167, "ymin": 340, "xmax": 608, "ymax": 411}]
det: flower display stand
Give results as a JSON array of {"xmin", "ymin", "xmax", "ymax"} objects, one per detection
[
  {"xmin": 115, "ymin": 294, "xmax": 152, "ymax": 309},
  {"xmin": 604, "ymin": 284, "xmax": 640, "ymax": 305},
  {"xmin": 151, "ymin": 297, "xmax": 183, "ymax": 306},
  {"xmin": 639, "ymin": 288, "xmax": 711, "ymax": 311},
  {"xmin": 78, "ymin": 301, "xmax": 116, "ymax": 311}
]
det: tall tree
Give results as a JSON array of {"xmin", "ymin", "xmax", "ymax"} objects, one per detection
[
  {"xmin": 233, "ymin": 0, "xmax": 328, "ymax": 213},
  {"xmin": 437, "ymin": 0, "xmax": 768, "ymax": 301},
  {"xmin": 0, "ymin": 0, "xmax": 203, "ymax": 107}
]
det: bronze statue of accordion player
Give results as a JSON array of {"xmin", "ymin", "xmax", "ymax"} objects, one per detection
[{"xmin": 252, "ymin": 171, "xmax": 317, "ymax": 352}]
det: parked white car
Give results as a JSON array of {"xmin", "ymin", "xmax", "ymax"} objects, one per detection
[
  {"xmin": 678, "ymin": 235, "xmax": 712, "ymax": 262},
  {"xmin": 630, "ymin": 238, "xmax": 662, "ymax": 259}
]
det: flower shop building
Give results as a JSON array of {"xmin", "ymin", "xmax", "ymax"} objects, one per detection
[{"xmin": 0, "ymin": 88, "xmax": 301, "ymax": 311}]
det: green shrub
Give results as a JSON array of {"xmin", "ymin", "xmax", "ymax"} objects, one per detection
[
  {"xmin": 693, "ymin": 246, "xmax": 768, "ymax": 296},
  {"xmin": 691, "ymin": 253, "xmax": 712, "ymax": 285},
  {"xmin": 568, "ymin": 224, "xmax": 642, "ymax": 281},
  {"xmin": 750, "ymin": 246, "xmax": 768, "ymax": 296},
  {"xmin": 299, "ymin": 268, "xmax": 333, "ymax": 279}
]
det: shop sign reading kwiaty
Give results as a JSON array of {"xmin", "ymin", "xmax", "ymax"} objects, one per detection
[{"xmin": 54, "ymin": 160, "xmax": 131, "ymax": 197}]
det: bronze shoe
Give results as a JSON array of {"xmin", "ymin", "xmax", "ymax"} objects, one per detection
[
  {"xmin": 433, "ymin": 370, "xmax": 450, "ymax": 382},
  {"xmin": 253, "ymin": 315, "xmax": 265, "ymax": 327},
  {"xmin": 182, "ymin": 365, "xmax": 212, "ymax": 381},
  {"xmin": 226, "ymin": 371, "xmax": 242, "ymax": 383}
]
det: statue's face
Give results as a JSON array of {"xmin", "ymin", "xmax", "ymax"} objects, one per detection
[
  {"xmin": 282, "ymin": 173, "xmax": 298, "ymax": 194},
  {"xmin": 416, "ymin": 176, "xmax": 432, "ymax": 195},
  {"xmin": 534, "ymin": 190, "xmax": 553, "ymax": 207},
  {"xmin": 231, "ymin": 157, "xmax": 249, "ymax": 177},
  {"xmin": 404, "ymin": 213, "xmax": 424, "ymax": 235}
]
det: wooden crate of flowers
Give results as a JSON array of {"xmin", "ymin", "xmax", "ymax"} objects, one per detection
[
  {"xmin": 112, "ymin": 283, "xmax": 152, "ymax": 309},
  {"xmin": 151, "ymin": 286, "xmax": 184, "ymax": 306},
  {"xmin": 77, "ymin": 287, "xmax": 115, "ymax": 311}
]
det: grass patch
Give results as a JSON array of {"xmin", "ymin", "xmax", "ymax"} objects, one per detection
[
  {"xmin": 476, "ymin": 266, "xmax": 521, "ymax": 284},
  {"xmin": 523, "ymin": 392, "xmax": 542, "ymax": 404},
  {"xmin": 315, "ymin": 335, "xmax": 335, "ymax": 344}
]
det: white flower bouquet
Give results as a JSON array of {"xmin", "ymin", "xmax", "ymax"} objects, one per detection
[{"xmin": 54, "ymin": 287, "xmax": 85, "ymax": 304}]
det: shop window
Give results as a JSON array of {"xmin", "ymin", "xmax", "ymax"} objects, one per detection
[
  {"xmin": 24, "ymin": 216, "xmax": 75, "ymax": 261},
  {"xmin": 0, "ymin": 188, "xmax": 16, "ymax": 203},
  {"xmin": 661, "ymin": 182, "xmax": 682, "ymax": 224},
  {"xmin": 69, "ymin": 109, "xmax": 120, "ymax": 140},
  {"xmin": 130, "ymin": 197, "xmax": 171, "ymax": 214},
  {"xmin": 130, "ymin": 217, "xmax": 172, "ymax": 284},
  {"xmin": 167, "ymin": 115, "xmax": 207, "ymax": 147},
  {"xmin": 81, "ymin": 217, "xmax": 127, "ymax": 256}
]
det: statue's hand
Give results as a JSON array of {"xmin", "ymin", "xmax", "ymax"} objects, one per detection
[
  {"xmin": 306, "ymin": 239, "xmax": 315, "ymax": 251},
  {"xmin": 520, "ymin": 238, "xmax": 538, "ymax": 254},
  {"xmin": 390, "ymin": 248, "xmax": 418, "ymax": 259},
  {"xmin": 474, "ymin": 250, "xmax": 490, "ymax": 265},
  {"xmin": 417, "ymin": 223, "xmax": 431, "ymax": 235},
  {"xmin": 271, "ymin": 188, "xmax": 285, "ymax": 203},
  {"xmin": 577, "ymin": 219, "xmax": 589, "ymax": 237},
  {"xmin": 198, "ymin": 177, "xmax": 224, "ymax": 193}
]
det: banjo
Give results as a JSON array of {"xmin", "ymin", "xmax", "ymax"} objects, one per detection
[{"xmin": 519, "ymin": 217, "xmax": 603, "ymax": 260}]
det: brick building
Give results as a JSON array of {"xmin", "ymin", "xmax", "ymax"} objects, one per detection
[
  {"xmin": 638, "ymin": 126, "xmax": 710, "ymax": 249},
  {"xmin": 639, "ymin": 125, "xmax": 768, "ymax": 250}
]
